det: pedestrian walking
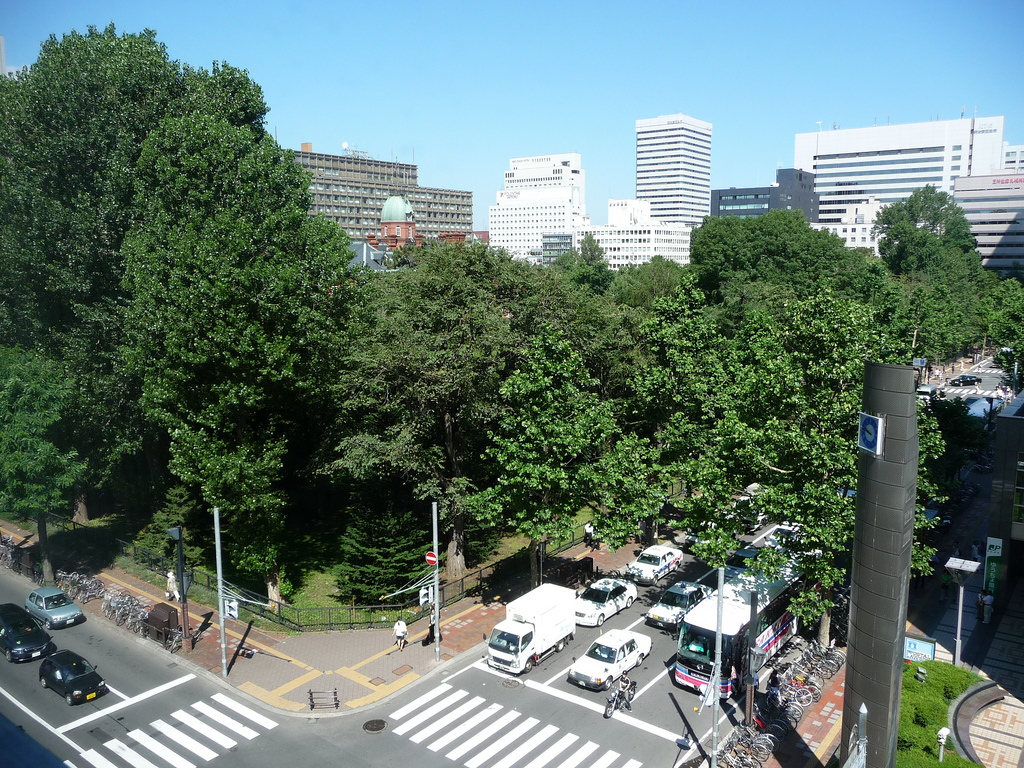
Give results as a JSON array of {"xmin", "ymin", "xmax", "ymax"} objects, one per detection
[
  {"xmin": 983, "ymin": 592, "xmax": 995, "ymax": 624},
  {"xmin": 165, "ymin": 570, "xmax": 180, "ymax": 601},
  {"xmin": 971, "ymin": 541, "xmax": 981, "ymax": 561},
  {"xmin": 393, "ymin": 618, "xmax": 408, "ymax": 651},
  {"xmin": 940, "ymin": 571, "xmax": 951, "ymax": 602},
  {"xmin": 425, "ymin": 606, "xmax": 442, "ymax": 645},
  {"xmin": 584, "ymin": 521, "xmax": 595, "ymax": 549}
]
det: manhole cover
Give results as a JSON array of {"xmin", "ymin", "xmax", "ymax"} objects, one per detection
[
  {"xmin": 363, "ymin": 719, "xmax": 388, "ymax": 733},
  {"xmin": 502, "ymin": 679, "xmax": 521, "ymax": 689}
]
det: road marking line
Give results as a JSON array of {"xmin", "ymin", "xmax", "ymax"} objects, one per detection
[
  {"xmin": 394, "ymin": 689, "xmax": 469, "ymax": 736},
  {"xmin": 552, "ymin": 741, "xmax": 599, "ymax": 768},
  {"xmin": 211, "ymin": 692, "xmax": 278, "ymax": 729},
  {"xmin": 409, "ymin": 695, "xmax": 486, "ymax": 744},
  {"xmin": 446, "ymin": 710, "xmax": 521, "ymax": 761},
  {"xmin": 633, "ymin": 667, "xmax": 670, "ymax": 701},
  {"xmin": 151, "ymin": 719, "xmax": 218, "ymax": 761},
  {"xmin": 389, "ymin": 682, "xmax": 453, "ymax": 719},
  {"xmin": 464, "ymin": 717, "xmax": 539, "ymax": 768},
  {"xmin": 588, "ymin": 750, "xmax": 621, "ymax": 768},
  {"xmin": 79, "ymin": 749, "xmax": 120, "ymax": 768},
  {"xmin": 427, "ymin": 702, "xmax": 503, "ymax": 752},
  {"xmin": 128, "ymin": 728, "xmax": 195, "ymax": 768},
  {"xmin": 105, "ymin": 684, "xmax": 129, "ymax": 700},
  {"xmin": 192, "ymin": 701, "xmax": 258, "ymax": 740},
  {"xmin": 543, "ymin": 663, "xmax": 574, "ymax": 686},
  {"xmin": 490, "ymin": 723, "xmax": 559, "ymax": 768},
  {"xmin": 104, "ymin": 738, "xmax": 160, "ymax": 768},
  {"xmin": 0, "ymin": 680, "xmax": 82, "ymax": 752},
  {"xmin": 58, "ymin": 674, "xmax": 196, "ymax": 733},
  {"xmin": 621, "ymin": 760, "xmax": 643, "ymax": 768},
  {"xmin": 172, "ymin": 710, "xmax": 237, "ymax": 749},
  {"xmin": 522, "ymin": 732, "xmax": 579, "ymax": 768}
]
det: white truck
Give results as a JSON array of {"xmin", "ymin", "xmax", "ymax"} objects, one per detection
[{"xmin": 487, "ymin": 583, "xmax": 576, "ymax": 674}]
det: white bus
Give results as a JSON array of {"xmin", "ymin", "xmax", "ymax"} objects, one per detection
[{"xmin": 674, "ymin": 561, "xmax": 801, "ymax": 699}]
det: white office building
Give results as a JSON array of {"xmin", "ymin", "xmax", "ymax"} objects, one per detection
[
  {"xmin": 574, "ymin": 199, "xmax": 692, "ymax": 269},
  {"xmin": 809, "ymin": 199, "xmax": 884, "ymax": 256},
  {"xmin": 954, "ymin": 172, "xmax": 1024, "ymax": 272},
  {"xmin": 794, "ymin": 116, "xmax": 1005, "ymax": 225},
  {"xmin": 636, "ymin": 113, "xmax": 713, "ymax": 226},
  {"xmin": 488, "ymin": 153, "xmax": 587, "ymax": 260}
]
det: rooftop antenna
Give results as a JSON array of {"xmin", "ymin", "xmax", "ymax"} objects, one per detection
[
  {"xmin": 816, "ymin": 121, "xmax": 822, "ymax": 132},
  {"xmin": 961, "ymin": 105, "xmax": 965, "ymax": 119}
]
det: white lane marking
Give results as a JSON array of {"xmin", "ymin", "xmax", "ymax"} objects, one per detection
[
  {"xmin": 523, "ymin": 679, "xmax": 680, "ymax": 742},
  {"xmin": 522, "ymin": 732, "xmax": 579, "ymax": 768},
  {"xmin": 79, "ymin": 750, "xmax": 119, "ymax": 768},
  {"xmin": 389, "ymin": 682, "xmax": 453, "ymax": 719},
  {"xmin": 544, "ymin": 663, "xmax": 574, "ymax": 686},
  {"xmin": 490, "ymin": 723, "xmax": 559, "ymax": 768},
  {"xmin": 0, "ymin": 681, "xmax": 83, "ymax": 752},
  {"xmin": 589, "ymin": 751, "xmax": 621, "ymax": 768},
  {"xmin": 105, "ymin": 684, "xmax": 129, "ymax": 701},
  {"xmin": 621, "ymin": 760, "xmax": 643, "ymax": 768},
  {"xmin": 464, "ymin": 717, "xmax": 540, "ymax": 768},
  {"xmin": 427, "ymin": 702, "xmax": 503, "ymax": 752},
  {"xmin": 677, "ymin": 699, "xmax": 742, "ymax": 763},
  {"xmin": 446, "ymin": 709, "xmax": 521, "ymax": 761},
  {"xmin": 172, "ymin": 709, "xmax": 237, "ymax": 749},
  {"xmin": 104, "ymin": 739, "xmax": 160, "ymax": 768},
  {"xmin": 58, "ymin": 674, "xmax": 197, "ymax": 733},
  {"xmin": 624, "ymin": 616, "xmax": 646, "ymax": 631},
  {"xmin": 409, "ymin": 695, "xmax": 485, "ymax": 744},
  {"xmin": 151, "ymin": 719, "xmax": 218, "ymax": 761},
  {"xmin": 633, "ymin": 667, "xmax": 670, "ymax": 701},
  {"xmin": 210, "ymin": 693, "xmax": 278, "ymax": 730},
  {"xmin": 191, "ymin": 701, "xmax": 258, "ymax": 739},
  {"xmin": 394, "ymin": 689, "xmax": 469, "ymax": 736},
  {"xmin": 552, "ymin": 741, "xmax": 599, "ymax": 768},
  {"xmin": 128, "ymin": 728, "xmax": 195, "ymax": 768},
  {"xmin": 468, "ymin": 658, "xmax": 518, "ymax": 681}
]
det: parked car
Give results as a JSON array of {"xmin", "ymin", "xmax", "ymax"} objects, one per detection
[
  {"xmin": 0, "ymin": 603, "xmax": 55, "ymax": 662},
  {"xmin": 574, "ymin": 578, "xmax": 638, "ymax": 627},
  {"xmin": 567, "ymin": 628, "xmax": 652, "ymax": 690},
  {"xmin": 645, "ymin": 581, "xmax": 710, "ymax": 630},
  {"xmin": 949, "ymin": 374, "xmax": 982, "ymax": 387},
  {"xmin": 625, "ymin": 545, "xmax": 683, "ymax": 585},
  {"xmin": 39, "ymin": 649, "xmax": 107, "ymax": 705},
  {"xmin": 25, "ymin": 587, "xmax": 84, "ymax": 630}
]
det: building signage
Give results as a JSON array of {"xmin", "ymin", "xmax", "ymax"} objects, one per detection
[
  {"xmin": 858, "ymin": 412, "xmax": 884, "ymax": 456},
  {"xmin": 904, "ymin": 635, "xmax": 937, "ymax": 662},
  {"xmin": 994, "ymin": 177, "xmax": 1024, "ymax": 184},
  {"xmin": 985, "ymin": 537, "xmax": 1003, "ymax": 600}
]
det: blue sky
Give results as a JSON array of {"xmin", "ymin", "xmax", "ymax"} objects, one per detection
[{"xmin": 3, "ymin": 0, "xmax": 1021, "ymax": 229}]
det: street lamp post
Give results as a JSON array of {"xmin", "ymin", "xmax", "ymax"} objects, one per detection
[
  {"xmin": 945, "ymin": 557, "xmax": 980, "ymax": 666},
  {"xmin": 167, "ymin": 526, "xmax": 193, "ymax": 653}
]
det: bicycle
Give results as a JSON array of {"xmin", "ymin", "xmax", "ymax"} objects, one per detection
[{"xmin": 32, "ymin": 562, "xmax": 44, "ymax": 586}]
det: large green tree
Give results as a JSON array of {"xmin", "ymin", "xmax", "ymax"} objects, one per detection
[
  {"xmin": 874, "ymin": 186, "xmax": 975, "ymax": 276},
  {"xmin": 121, "ymin": 112, "xmax": 352, "ymax": 601}
]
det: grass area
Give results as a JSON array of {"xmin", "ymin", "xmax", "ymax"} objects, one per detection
[{"xmin": 897, "ymin": 660, "xmax": 982, "ymax": 767}]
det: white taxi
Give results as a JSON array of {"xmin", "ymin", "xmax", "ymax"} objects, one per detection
[
  {"xmin": 574, "ymin": 578, "xmax": 637, "ymax": 627},
  {"xmin": 625, "ymin": 545, "xmax": 683, "ymax": 585},
  {"xmin": 567, "ymin": 628, "xmax": 652, "ymax": 690}
]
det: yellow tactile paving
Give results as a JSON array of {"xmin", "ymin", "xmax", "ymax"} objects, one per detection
[
  {"xmin": 237, "ymin": 681, "xmax": 306, "ymax": 712},
  {"xmin": 348, "ymin": 603, "xmax": 484, "ymax": 671},
  {"xmin": 344, "ymin": 672, "xmax": 421, "ymax": 709}
]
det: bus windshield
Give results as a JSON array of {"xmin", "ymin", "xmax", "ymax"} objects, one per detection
[{"xmin": 676, "ymin": 625, "xmax": 717, "ymax": 668}]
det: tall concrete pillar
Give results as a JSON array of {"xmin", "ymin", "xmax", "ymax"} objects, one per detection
[{"xmin": 841, "ymin": 362, "xmax": 918, "ymax": 768}]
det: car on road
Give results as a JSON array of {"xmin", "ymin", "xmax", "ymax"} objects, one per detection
[
  {"xmin": 625, "ymin": 545, "xmax": 683, "ymax": 585},
  {"xmin": 38, "ymin": 649, "xmax": 108, "ymax": 705},
  {"xmin": 567, "ymin": 628, "xmax": 652, "ymax": 690},
  {"xmin": 0, "ymin": 603, "xmax": 55, "ymax": 662},
  {"xmin": 645, "ymin": 581, "xmax": 710, "ymax": 630},
  {"xmin": 948, "ymin": 374, "xmax": 982, "ymax": 387},
  {"xmin": 574, "ymin": 578, "xmax": 638, "ymax": 627},
  {"xmin": 25, "ymin": 587, "xmax": 84, "ymax": 629}
]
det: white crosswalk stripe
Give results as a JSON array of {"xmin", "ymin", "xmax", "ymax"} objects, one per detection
[
  {"xmin": 74, "ymin": 694, "xmax": 277, "ymax": 768},
  {"xmin": 389, "ymin": 687, "xmax": 642, "ymax": 768}
]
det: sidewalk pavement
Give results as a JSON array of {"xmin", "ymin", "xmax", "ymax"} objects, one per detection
[{"xmin": 2, "ymin": 462, "xmax": 1019, "ymax": 768}]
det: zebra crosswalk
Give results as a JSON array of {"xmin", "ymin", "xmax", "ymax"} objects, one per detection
[
  {"xmin": 74, "ymin": 692, "xmax": 277, "ymax": 768},
  {"xmin": 389, "ymin": 684, "xmax": 642, "ymax": 768}
]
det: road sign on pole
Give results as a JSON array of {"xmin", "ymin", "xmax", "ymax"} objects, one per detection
[{"xmin": 425, "ymin": 551, "xmax": 438, "ymax": 566}]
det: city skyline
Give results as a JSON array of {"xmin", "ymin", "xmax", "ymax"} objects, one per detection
[{"xmin": 2, "ymin": 0, "xmax": 1021, "ymax": 230}]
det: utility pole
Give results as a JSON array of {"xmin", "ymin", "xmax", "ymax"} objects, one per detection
[
  {"xmin": 432, "ymin": 501, "xmax": 440, "ymax": 663},
  {"xmin": 167, "ymin": 526, "xmax": 193, "ymax": 653},
  {"xmin": 711, "ymin": 565, "xmax": 724, "ymax": 768},
  {"xmin": 214, "ymin": 507, "xmax": 228, "ymax": 678}
]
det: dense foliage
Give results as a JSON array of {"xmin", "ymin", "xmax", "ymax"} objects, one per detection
[{"xmin": 1, "ymin": 26, "xmax": 1019, "ymax": 614}]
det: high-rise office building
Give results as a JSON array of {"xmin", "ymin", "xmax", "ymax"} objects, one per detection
[
  {"xmin": 488, "ymin": 153, "xmax": 588, "ymax": 260},
  {"xmin": 794, "ymin": 117, "xmax": 1005, "ymax": 224},
  {"xmin": 574, "ymin": 199, "xmax": 692, "ymax": 270},
  {"xmin": 295, "ymin": 143, "xmax": 472, "ymax": 242},
  {"xmin": 635, "ymin": 113, "xmax": 713, "ymax": 226},
  {"xmin": 954, "ymin": 171, "xmax": 1024, "ymax": 272}
]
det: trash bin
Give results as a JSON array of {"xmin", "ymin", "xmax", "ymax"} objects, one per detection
[{"xmin": 147, "ymin": 602, "xmax": 179, "ymax": 645}]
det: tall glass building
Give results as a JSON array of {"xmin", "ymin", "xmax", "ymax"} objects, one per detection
[{"xmin": 636, "ymin": 113, "xmax": 713, "ymax": 226}]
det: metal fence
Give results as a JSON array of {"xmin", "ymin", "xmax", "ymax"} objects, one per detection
[{"xmin": 56, "ymin": 511, "xmax": 585, "ymax": 633}]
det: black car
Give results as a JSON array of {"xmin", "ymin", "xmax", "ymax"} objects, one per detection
[
  {"xmin": 39, "ymin": 649, "xmax": 107, "ymax": 705},
  {"xmin": 0, "ymin": 603, "xmax": 55, "ymax": 662},
  {"xmin": 948, "ymin": 374, "xmax": 982, "ymax": 387}
]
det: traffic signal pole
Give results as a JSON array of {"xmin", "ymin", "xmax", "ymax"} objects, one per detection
[
  {"xmin": 432, "ymin": 501, "xmax": 441, "ymax": 663},
  {"xmin": 214, "ymin": 506, "xmax": 228, "ymax": 678}
]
